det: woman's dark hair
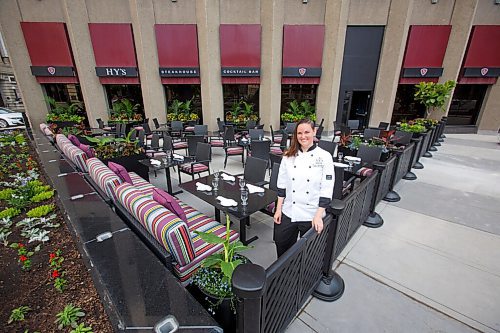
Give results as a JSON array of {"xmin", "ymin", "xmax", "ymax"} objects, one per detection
[{"xmin": 283, "ymin": 118, "xmax": 315, "ymax": 157}]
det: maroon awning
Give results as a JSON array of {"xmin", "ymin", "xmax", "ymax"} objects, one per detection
[
  {"xmin": 282, "ymin": 25, "xmax": 325, "ymax": 84},
  {"xmin": 21, "ymin": 22, "xmax": 78, "ymax": 84},
  {"xmin": 399, "ymin": 25, "xmax": 451, "ymax": 84},
  {"xmin": 155, "ymin": 24, "xmax": 200, "ymax": 85},
  {"xmin": 89, "ymin": 23, "xmax": 139, "ymax": 84},
  {"xmin": 459, "ymin": 25, "xmax": 500, "ymax": 85},
  {"xmin": 220, "ymin": 24, "xmax": 261, "ymax": 84}
]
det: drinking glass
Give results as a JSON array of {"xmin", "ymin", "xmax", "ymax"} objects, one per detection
[
  {"xmin": 166, "ymin": 150, "xmax": 172, "ymax": 162},
  {"xmin": 239, "ymin": 177, "xmax": 246, "ymax": 190},
  {"xmin": 212, "ymin": 178, "xmax": 219, "ymax": 191},
  {"xmin": 337, "ymin": 152, "xmax": 344, "ymax": 162},
  {"xmin": 214, "ymin": 170, "xmax": 220, "ymax": 180},
  {"xmin": 241, "ymin": 189, "xmax": 249, "ymax": 206}
]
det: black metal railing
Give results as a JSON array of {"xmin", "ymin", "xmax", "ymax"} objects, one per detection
[
  {"xmin": 393, "ymin": 142, "xmax": 415, "ymax": 185},
  {"xmin": 374, "ymin": 155, "xmax": 397, "ymax": 205}
]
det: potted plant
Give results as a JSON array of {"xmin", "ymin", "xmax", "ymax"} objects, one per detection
[
  {"xmin": 337, "ymin": 133, "xmax": 362, "ymax": 157},
  {"xmin": 84, "ymin": 131, "xmax": 149, "ymax": 180},
  {"xmin": 414, "ymin": 80, "xmax": 456, "ymax": 118},
  {"xmin": 191, "ymin": 214, "xmax": 249, "ymax": 331},
  {"xmin": 280, "ymin": 100, "xmax": 317, "ymax": 123},
  {"xmin": 109, "ymin": 98, "xmax": 143, "ymax": 124},
  {"xmin": 45, "ymin": 96, "xmax": 85, "ymax": 129}
]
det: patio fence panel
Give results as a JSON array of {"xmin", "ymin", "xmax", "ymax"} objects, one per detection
[
  {"xmin": 375, "ymin": 155, "xmax": 397, "ymax": 204},
  {"xmin": 393, "ymin": 142, "xmax": 415, "ymax": 185}
]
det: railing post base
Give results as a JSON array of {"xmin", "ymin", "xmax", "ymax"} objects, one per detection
[
  {"xmin": 364, "ymin": 212, "xmax": 383, "ymax": 228},
  {"xmin": 403, "ymin": 171, "xmax": 417, "ymax": 180},
  {"xmin": 440, "ymin": 134, "xmax": 446, "ymax": 139},
  {"xmin": 429, "ymin": 146, "xmax": 437, "ymax": 152},
  {"xmin": 413, "ymin": 162, "xmax": 424, "ymax": 169},
  {"xmin": 383, "ymin": 191, "xmax": 400, "ymax": 202},
  {"xmin": 423, "ymin": 152, "xmax": 433, "ymax": 158},
  {"xmin": 313, "ymin": 271, "xmax": 345, "ymax": 302},
  {"xmin": 434, "ymin": 142, "xmax": 441, "ymax": 146}
]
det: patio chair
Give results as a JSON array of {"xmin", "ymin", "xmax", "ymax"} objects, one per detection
[
  {"xmin": 246, "ymin": 119, "xmax": 257, "ymax": 131},
  {"xmin": 193, "ymin": 124, "xmax": 208, "ymax": 137},
  {"xmin": 271, "ymin": 130, "xmax": 288, "ymax": 155},
  {"xmin": 392, "ymin": 130, "xmax": 413, "ymax": 146},
  {"xmin": 348, "ymin": 120, "xmax": 360, "ymax": 131},
  {"xmin": 357, "ymin": 145, "xmax": 383, "ymax": 165},
  {"xmin": 249, "ymin": 128, "xmax": 264, "ymax": 140},
  {"xmin": 249, "ymin": 140, "xmax": 271, "ymax": 165},
  {"xmin": 146, "ymin": 133, "xmax": 163, "ymax": 157},
  {"xmin": 96, "ymin": 118, "xmax": 113, "ymax": 131},
  {"xmin": 223, "ymin": 126, "xmax": 244, "ymax": 168},
  {"xmin": 261, "ymin": 162, "xmax": 280, "ymax": 216},
  {"xmin": 137, "ymin": 129, "xmax": 145, "ymax": 147},
  {"xmin": 270, "ymin": 125, "xmax": 283, "ymax": 144},
  {"xmin": 315, "ymin": 123, "xmax": 324, "ymax": 142},
  {"xmin": 269, "ymin": 152, "xmax": 283, "ymax": 173},
  {"xmin": 170, "ymin": 121, "xmax": 184, "ymax": 138},
  {"xmin": 285, "ymin": 122, "xmax": 296, "ymax": 136},
  {"xmin": 241, "ymin": 156, "xmax": 268, "ymax": 186},
  {"xmin": 178, "ymin": 142, "xmax": 211, "ymax": 183},
  {"xmin": 318, "ymin": 140, "xmax": 337, "ymax": 156},
  {"xmin": 363, "ymin": 128, "xmax": 382, "ymax": 140},
  {"xmin": 187, "ymin": 135, "xmax": 206, "ymax": 157},
  {"xmin": 378, "ymin": 122, "xmax": 390, "ymax": 130}
]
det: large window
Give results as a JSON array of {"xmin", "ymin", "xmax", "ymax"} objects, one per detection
[
  {"xmin": 165, "ymin": 85, "xmax": 202, "ymax": 123},
  {"xmin": 391, "ymin": 85, "xmax": 425, "ymax": 124},
  {"xmin": 104, "ymin": 84, "xmax": 144, "ymax": 119},
  {"xmin": 222, "ymin": 84, "xmax": 259, "ymax": 122},
  {"xmin": 448, "ymin": 85, "xmax": 487, "ymax": 126},
  {"xmin": 280, "ymin": 84, "xmax": 317, "ymax": 116}
]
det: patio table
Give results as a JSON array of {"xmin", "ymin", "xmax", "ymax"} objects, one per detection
[
  {"xmin": 139, "ymin": 156, "xmax": 195, "ymax": 195},
  {"xmin": 180, "ymin": 173, "xmax": 277, "ymax": 245}
]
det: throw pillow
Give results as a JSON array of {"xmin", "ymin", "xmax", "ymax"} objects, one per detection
[
  {"xmin": 67, "ymin": 134, "xmax": 81, "ymax": 147},
  {"xmin": 108, "ymin": 162, "xmax": 133, "ymax": 184},
  {"xmin": 153, "ymin": 188, "xmax": 187, "ymax": 223},
  {"xmin": 79, "ymin": 144, "xmax": 95, "ymax": 158}
]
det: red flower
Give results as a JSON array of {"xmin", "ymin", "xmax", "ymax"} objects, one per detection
[
  {"xmin": 52, "ymin": 270, "xmax": 59, "ymax": 278},
  {"xmin": 19, "ymin": 255, "xmax": 28, "ymax": 262},
  {"xmin": 49, "ymin": 253, "xmax": 56, "ymax": 260},
  {"xmin": 18, "ymin": 243, "xmax": 24, "ymax": 248}
]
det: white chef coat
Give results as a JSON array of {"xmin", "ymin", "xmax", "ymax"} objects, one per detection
[{"xmin": 277, "ymin": 145, "xmax": 334, "ymax": 222}]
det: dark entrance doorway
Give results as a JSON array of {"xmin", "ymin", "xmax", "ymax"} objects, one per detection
[
  {"xmin": 448, "ymin": 84, "xmax": 488, "ymax": 126},
  {"xmin": 342, "ymin": 90, "xmax": 372, "ymax": 129}
]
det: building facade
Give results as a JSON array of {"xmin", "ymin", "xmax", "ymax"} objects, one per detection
[
  {"xmin": 0, "ymin": 0, "xmax": 498, "ymax": 132},
  {"xmin": 0, "ymin": 30, "xmax": 24, "ymax": 112}
]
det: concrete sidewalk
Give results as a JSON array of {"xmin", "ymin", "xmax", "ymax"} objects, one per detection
[{"xmin": 287, "ymin": 134, "xmax": 500, "ymax": 333}]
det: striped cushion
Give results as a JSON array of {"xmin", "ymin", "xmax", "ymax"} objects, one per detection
[
  {"xmin": 210, "ymin": 139, "xmax": 224, "ymax": 147},
  {"xmin": 56, "ymin": 134, "xmax": 88, "ymax": 172},
  {"xmin": 356, "ymin": 167, "xmax": 374, "ymax": 177},
  {"xmin": 174, "ymin": 201, "xmax": 239, "ymax": 281},
  {"xmin": 115, "ymin": 183, "xmax": 195, "ymax": 266},
  {"xmin": 226, "ymin": 146, "xmax": 244, "ymax": 155},
  {"xmin": 273, "ymin": 137, "xmax": 282, "ymax": 144},
  {"xmin": 173, "ymin": 141, "xmax": 188, "ymax": 149},
  {"xmin": 270, "ymin": 147, "xmax": 283, "ymax": 155},
  {"xmin": 180, "ymin": 163, "xmax": 209, "ymax": 174},
  {"xmin": 129, "ymin": 172, "xmax": 156, "ymax": 195},
  {"xmin": 184, "ymin": 126, "xmax": 195, "ymax": 132},
  {"xmin": 86, "ymin": 158, "xmax": 122, "ymax": 200}
]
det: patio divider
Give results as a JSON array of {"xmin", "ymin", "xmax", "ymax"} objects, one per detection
[{"xmin": 232, "ymin": 169, "xmax": 382, "ymax": 333}]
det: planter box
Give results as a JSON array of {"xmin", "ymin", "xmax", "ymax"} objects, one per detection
[
  {"xmin": 101, "ymin": 153, "xmax": 149, "ymax": 181},
  {"xmin": 49, "ymin": 121, "xmax": 78, "ymax": 129},
  {"xmin": 338, "ymin": 146, "xmax": 357, "ymax": 157}
]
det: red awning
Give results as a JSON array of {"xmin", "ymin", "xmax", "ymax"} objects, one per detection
[
  {"xmin": 155, "ymin": 24, "xmax": 200, "ymax": 84},
  {"xmin": 21, "ymin": 22, "xmax": 78, "ymax": 84},
  {"xmin": 399, "ymin": 25, "xmax": 451, "ymax": 84},
  {"xmin": 89, "ymin": 23, "xmax": 139, "ymax": 84},
  {"xmin": 459, "ymin": 25, "xmax": 500, "ymax": 84},
  {"xmin": 282, "ymin": 25, "xmax": 325, "ymax": 84},
  {"xmin": 220, "ymin": 24, "xmax": 261, "ymax": 84}
]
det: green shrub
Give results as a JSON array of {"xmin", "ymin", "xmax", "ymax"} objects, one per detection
[
  {"xmin": 8, "ymin": 305, "xmax": 30, "ymax": 324},
  {"xmin": 0, "ymin": 188, "xmax": 14, "ymax": 200},
  {"xmin": 55, "ymin": 304, "xmax": 85, "ymax": 329},
  {"xmin": 31, "ymin": 190, "xmax": 55, "ymax": 203},
  {"xmin": 27, "ymin": 204, "xmax": 55, "ymax": 218},
  {"xmin": 0, "ymin": 208, "xmax": 21, "ymax": 219}
]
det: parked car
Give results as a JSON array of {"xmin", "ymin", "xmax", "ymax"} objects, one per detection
[{"xmin": 0, "ymin": 107, "xmax": 25, "ymax": 128}]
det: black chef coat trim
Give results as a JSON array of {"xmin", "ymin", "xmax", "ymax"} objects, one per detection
[
  {"xmin": 319, "ymin": 197, "xmax": 331, "ymax": 208},
  {"xmin": 277, "ymin": 187, "xmax": 286, "ymax": 197},
  {"xmin": 300, "ymin": 144, "xmax": 317, "ymax": 153}
]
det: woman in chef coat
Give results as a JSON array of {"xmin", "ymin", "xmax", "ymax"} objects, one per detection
[{"xmin": 273, "ymin": 118, "xmax": 334, "ymax": 257}]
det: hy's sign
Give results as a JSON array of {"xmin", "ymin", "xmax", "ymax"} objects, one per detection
[
  {"xmin": 282, "ymin": 67, "xmax": 322, "ymax": 77},
  {"xmin": 95, "ymin": 67, "xmax": 138, "ymax": 77},
  {"xmin": 159, "ymin": 67, "xmax": 200, "ymax": 77},
  {"xmin": 221, "ymin": 67, "xmax": 260, "ymax": 77},
  {"xmin": 30, "ymin": 66, "xmax": 75, "ymax": 77}
]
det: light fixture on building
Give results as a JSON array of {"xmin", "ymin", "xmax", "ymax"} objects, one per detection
[
  {"xmin": 431, "ymin": 0, "xmax": 438, "ymax": 3},
  {"xmin": 171, "ymin": 0, "xmax": 176, "ymax": 2},
  {"xmin": 495, "ymin": 0, "xmax": 500, "ymax": 5},
  {"xmin": 303, "ymin": 0, "xmax": 308, "ymax": 3}
]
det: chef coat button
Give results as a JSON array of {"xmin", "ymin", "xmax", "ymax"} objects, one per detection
[
  {"xmin": 309, "ymin": 166, "xmax": 311, "ymax": 168},
  {"xmin": 293, "ymin": 190, "xmax": 295, "ymax": 193},
  {"xmin": 292, "ymin": 178, "xmax": 295, "ymax": 181},
  {"xmin": 294, "ymin": 166, "xmax": 296, "ymax": 168},
  {"xmin": 293, "ymin": 201, "xmax": 295, "ymax": 204},
  {"xmin": 306, "ymin": 191, "xmax": 309, "ymax": 194},
  {"xmin": 307, "ymin": 179, "xmax": 310, "ymax": 182}
]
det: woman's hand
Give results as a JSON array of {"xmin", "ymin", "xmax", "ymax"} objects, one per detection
[
  {"xmin": 312, "ymin": 215, "xmax": 323, "ymax": 233},
  {"xmin": 274, "ymin": 210, "xmax": 282, "ymax": 224}
]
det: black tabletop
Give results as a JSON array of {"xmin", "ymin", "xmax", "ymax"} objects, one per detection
[
  {"xmin": 139, "ymin": 156, "xmax": 195, "ymax": 169},
  {"xmin": 181, "ymin": 173, "xmax": 277, "ymax": 220}
]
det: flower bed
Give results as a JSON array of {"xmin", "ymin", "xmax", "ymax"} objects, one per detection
[{"xmin": 0, "ymin": 130, "xmax": 112, "ymax": 332}]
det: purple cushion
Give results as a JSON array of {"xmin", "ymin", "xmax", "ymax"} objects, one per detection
[
  {"xmin": 108, "ymin": 162, "xmax": 133, "ymax": 184},
  {"xmin": 67, "ymin": 134, "xmax": 81, "ymax": 147},
  {"xmin": 79, "ymin": 144, "xmax": 95, "ymax": 158},
  {"xmin": 153, "ymin": 188, "xmax": 188, "ymax": 223}
]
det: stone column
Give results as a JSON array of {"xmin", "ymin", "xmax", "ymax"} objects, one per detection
[
  {"xmin": 129, "ymin": 0, "xmax": 167, "ymax": 124},
  {"xmin": 62, "ymin": 0, "xmax": 109, "ymax": 127},
  {"xmin": 196, "ymin": 0, "xmax": 223, "ymax": 131},
  {"xmin": 0, "ymin": 2, "xmax": 47, "ymax": 127},
  {"xmin": 370, "ymin": 0, "xmax": 413, "ymax": 127},
  {"xmin": 477, "ymin": 82, "xmax": 500, "ymax": 131},
  {"xmin": 429, "ymin": 0, "xmax": 478, "ymax": 120},
  {"xmin": 316, "ymin": 0, "xmax": 349, "ymax": 133},
  {"xmin": 259, "ymin": 0, "xmax": 285, "ymax": 132}
]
